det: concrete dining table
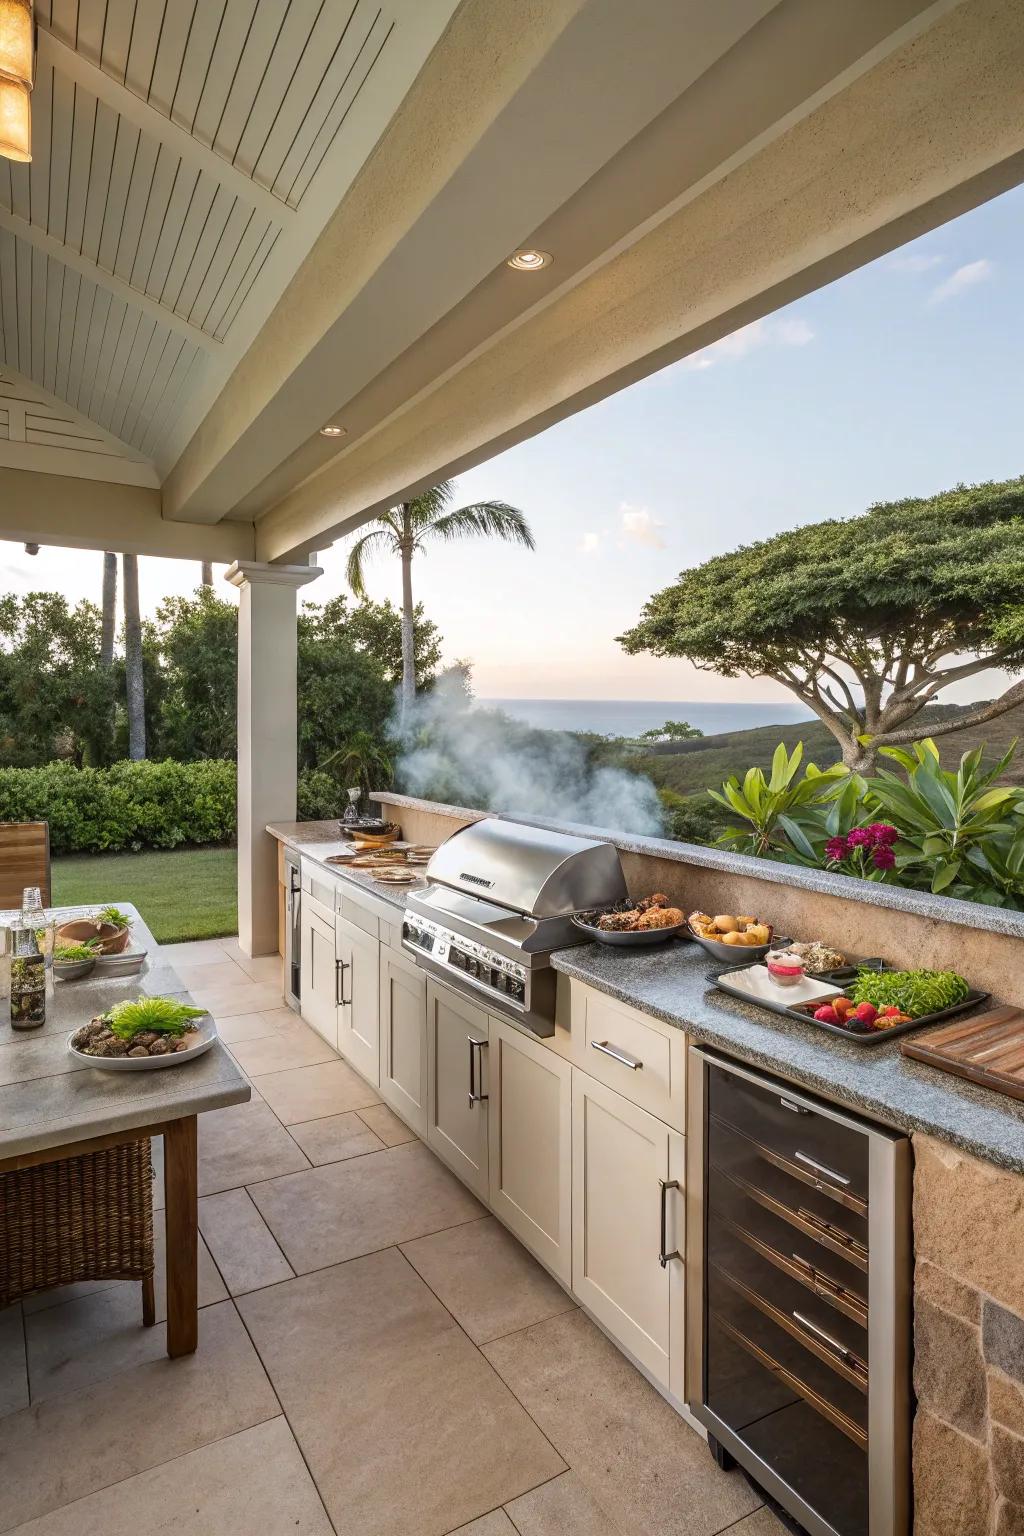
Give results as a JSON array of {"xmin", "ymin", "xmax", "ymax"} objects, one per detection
[{"xmin": 0, "ymin": 904, "xmax": 249, "ymax": 1356}]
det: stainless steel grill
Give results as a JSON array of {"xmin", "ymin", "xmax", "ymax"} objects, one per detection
[{"xmin": 402, "ymin": 818, "xmax": 627, "ymax": 1036}]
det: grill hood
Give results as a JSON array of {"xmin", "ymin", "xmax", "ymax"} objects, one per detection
[{"xmin": 423, "ymin": 817, "xmax": 627, "ymax": 918}]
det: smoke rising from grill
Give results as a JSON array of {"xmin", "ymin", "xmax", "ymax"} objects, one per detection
[{"xmin": 392, "ymin": 675, "xmax": 664, "ymax": 835}]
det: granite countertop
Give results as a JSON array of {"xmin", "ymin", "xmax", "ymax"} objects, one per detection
[
  {"xmin": 0, "ymin": 904, "xmax": 249, "ymax": 1160},
  {"xmin": 552, "ymin": 939, "xmax": 1024, "ymax": 1174},
  {"xmin": 266, "ymin": 821, "xmax": 417, "ymax": 912}
]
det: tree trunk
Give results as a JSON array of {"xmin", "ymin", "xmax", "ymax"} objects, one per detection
[
  {"xmin": 122, "ymin": 553, "xmax": 146, "ymax": 761},
  {"xmin": 100, "ymin": 552, "xmax": 117, "ymax": 667},
  {"xmin": 201, "ymin": 561, "xmax": 213, "ymax": 587},
  {"xmin": 400, "ymin": 525, "xmax": 416, "ymax": 719}
]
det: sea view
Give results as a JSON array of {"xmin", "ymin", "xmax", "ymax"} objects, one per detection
[{"xmin": 477, "ymin": 698, "xmax": 815, "ymax": 738}]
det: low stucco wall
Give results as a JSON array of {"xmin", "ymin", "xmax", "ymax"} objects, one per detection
[{"xmin": 373, "ymin": 792, "xmax": 1024, "ymax": 1009}]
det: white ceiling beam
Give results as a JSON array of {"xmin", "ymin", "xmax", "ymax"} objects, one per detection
[
  {"xmin": 36, "ymin": 25, "xmax": 294, "ymax": 232},
  {"xmin": 0, "ymin": 206, "xmax": 217, "ymax": 352}
]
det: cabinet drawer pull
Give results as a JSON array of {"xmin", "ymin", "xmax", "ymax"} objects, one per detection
[
  {"xmin": 795, "ymin": 1150, "xmax": 851, "ymax": 1188},
  {"xmin": 468, "ymin": 1036, "xmax": 489, "ymax": 1106},
  {"xmin": 335, "ymin": 958, "xmax": 349, "ymax": 1007},
  {"xmin": 592, "ymin": 1040, "xmax": 643, "ymax": 1071},
  {"xmin": 659, "ymin": 1178, "xmax": 681, "ymax": 1268}
]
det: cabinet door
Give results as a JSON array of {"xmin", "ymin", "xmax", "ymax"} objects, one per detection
[
  {"xmin": 336, "ymin": 917, "xmax": 380, "ymax": 1085},
  {"xmin": 488, "ymin": 1015, "xmax": 572, "ymax": 1285},
  {"xmin": 426, "ymin": 981, "xmax": 489, "ymax": 1201},
  {"xmin": 572, "ymin": 1070, "xmax": 685, "ymax": 1394},
  {"xmin": 379, "ymin": 949, "xmax": 427, "ymax": 1136},
  {"xmin": 300, "ymin": 906, "xmax": 338, "ymax": 1049}
]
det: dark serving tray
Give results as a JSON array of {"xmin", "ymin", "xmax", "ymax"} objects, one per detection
[{"xmin": 709, "ymin": 959, "xmax": 989, "ymax": 1047}]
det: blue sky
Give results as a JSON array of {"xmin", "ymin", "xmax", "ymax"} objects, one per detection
[{"xmin": 2, "ymin": 181, "xmax": 1021, "ymax": 706}]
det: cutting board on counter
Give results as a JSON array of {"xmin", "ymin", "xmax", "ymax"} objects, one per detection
[{"xmin": 902, "ymin": 1006, "xmax": 1024, "ymax": 1101}]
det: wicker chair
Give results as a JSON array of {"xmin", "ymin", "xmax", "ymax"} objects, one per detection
[{"xmin": 0, "ymin": 1141, "xmax": 156, "ymax": 1320}]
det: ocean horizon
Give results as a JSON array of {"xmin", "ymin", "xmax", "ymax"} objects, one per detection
[{"xmin": 476, "ymin": 698, "xmax": 815, "ymax": 738}]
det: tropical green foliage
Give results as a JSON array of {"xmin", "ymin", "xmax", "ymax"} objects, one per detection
[
  {"xmin": 619, "ymin": 477, "xmax": 1024, "ymax": 770},
  {"xmin": 711, "ymin": 736, "xmax": 1024, "ymax": 909},
  {"xmin": 638, "ymin": 720, "xmax": 703, "ymax": 743}
]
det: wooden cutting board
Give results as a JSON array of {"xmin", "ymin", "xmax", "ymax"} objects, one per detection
[{"xmin": 902, "ymin": 1006, "xmax": 1024, "ymax": 1101}]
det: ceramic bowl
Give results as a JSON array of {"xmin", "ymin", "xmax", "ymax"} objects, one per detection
[{"xmin": 56, "ymin": 919, "xmax": 131, "ymax": 955}]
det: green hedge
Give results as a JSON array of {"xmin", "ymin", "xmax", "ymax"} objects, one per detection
[{"xmin": 0, "ymin": 760, "xmax": 237, "ymax": 854}]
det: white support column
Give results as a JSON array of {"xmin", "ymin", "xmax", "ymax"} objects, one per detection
[{"xmin": 226, "ymin": 560, "xmax": 322, "ymax": 957}]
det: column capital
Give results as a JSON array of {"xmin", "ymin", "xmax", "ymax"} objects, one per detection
[{"xmin": 225, "ymin": 559, "xmax": 323, "ymax": 590}]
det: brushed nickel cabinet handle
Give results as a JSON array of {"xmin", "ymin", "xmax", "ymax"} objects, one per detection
[
  {"xmin": 592, "ymin": 1040, "xmax": 643, "ymax": 1071},
  {"xmin": 335, "ymin": 958, "xmax": 349, "ymax": 1007},
  {"xmin": 795, "ymin": 1150, "xmax": 851, "ymax": 1187},
  {"xmin": 659, "ymin": 1178, "xmax": 681, "ymax": 1268},
  {"xmin": 468, "ymin": 1036, "xmax": 489, "ymax": 1106}
]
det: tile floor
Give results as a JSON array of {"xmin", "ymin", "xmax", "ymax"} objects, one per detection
[{"xmin": 1, "ymin": 937, "xmax": 784, "ymax": 1536}]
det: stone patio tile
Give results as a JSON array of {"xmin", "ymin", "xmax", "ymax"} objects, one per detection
[
  {"xmin": 229, "ymin": 1022, "xmax": 337, "ymax": 1077},
  {"xmin": 209, "ymin": 1012, "xmax": 278, "ymax": 1045},
  {"xmin": 0, "ymin": 1302, "xmax": 279, "ymax": 1532},
  {"xmin": 234, "ymin": 954, "xmax": 284, "ymax": 985},
  {"xmin": 199, "ymin": 1188, "xmax": 294, "ymax": 1294},
  {"xmin": 161, "ymin": 940, "xmax": 238, "ymax": 968},
  {"xmin": 483, "ymin": 1310, "xmax": 760, "ymax": 1536},
  {"xmin": 238, "ymin": 1248, "xmax": 564, "ymax": 1536},
  {"xmin": 198, "ymin": 1099, "xmax": 309, "ymax": 1195},
  {"xmin": 173, "ymin": 959, "xmax": 249, "ymax": 991},
  {"xmin": 249, "ymin": 1140, "xmax": 484, "ymax": 1272},
  {"xmin": 1, "ymin": 1417, "xmax": 331, "ymax": 1536},
  {"xmin": 0, "ymin": 1305, "xmax": 27, "ymax": 1419},
  {"xmin": 191, "ymin": 980, "xmax": 286, "ymax": 1018},
  {"xmin": 450, "ymin": 1515, "xmax": 517, "ymax": 1535},
  {"xmin": 287, "ymin": 1111, "xmax": 385, "ymax": 1166},
  {"xmin": 504, "ymin": 1472, "xmax": 620, "ymax": 1535},
  {"xmin": 357, "ymin": 1102, "xmax": 417, "ymax": 1146},
  {"xmin": 25, "ymin": 1234, "xmax": 225, "ymax": 1402},
  {"xmin": 254, "ymin": 1059, "xmax": 380, "ymax": 1124},
  {"xmin": 402, "ymin": 1217, "xmax": 576, "ymax": 1344}
]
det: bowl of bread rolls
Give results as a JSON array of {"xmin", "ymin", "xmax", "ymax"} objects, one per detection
[{"xmin": 686, "ymin": 910, "xmax": 779, "ymax": 963}]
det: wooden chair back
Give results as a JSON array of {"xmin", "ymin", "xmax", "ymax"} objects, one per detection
[{"xmin": 0, "ymin": 822, "xmax": 51, "ymax": 910}]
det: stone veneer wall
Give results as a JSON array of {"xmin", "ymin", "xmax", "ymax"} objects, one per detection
[{"xmin": 913, "ymin": 1133, "xmax": 1024, "ymax": 1536}]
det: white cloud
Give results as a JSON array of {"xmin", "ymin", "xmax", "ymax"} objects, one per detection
[
  {"xmin": 682, "ymin": 314, "xmax": 814, "ymax": 371},
  {"xmin": 928, "ymin": 259, "xmax": 993, "ymax": 304},
  {"xmin": 619, "ymin": 503, "xmax": 665, "ymax": 549},
  {"xmin": 888, "ymin": 252, "xmax": 944, "ymax": 273},
  {"xmin": 578, "ymin": 531, "xmax": 602, "ymax": 555}
]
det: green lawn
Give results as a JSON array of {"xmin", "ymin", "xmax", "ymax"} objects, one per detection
[{"xmin": 52, "ymin": 847, "xmax": 238, "ymax": 944}]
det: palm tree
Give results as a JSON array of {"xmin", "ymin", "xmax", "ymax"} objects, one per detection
[
  {"xmin": 345, "ymin": 482, "xmax": 534, "ymax": 714},
  {"xmin": 200, "ymin": 561, "xmax": 213, "ymax": 587},
  {"xmin": 100, "ymin": 552, "xmax": 117, "ymax": 667},
  {"xmin": 122, "ymin": 553, "xmax": 146, "ymax": 760}
]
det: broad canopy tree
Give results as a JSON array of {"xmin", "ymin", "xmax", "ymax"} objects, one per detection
[{"xmin": 619, "ymin": 478, "xmax": 1024, "ymax": 772}]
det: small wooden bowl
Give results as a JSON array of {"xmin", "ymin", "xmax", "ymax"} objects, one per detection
[{"xmin": 57, "ymin": 919, "xmax": 131, "ymax": 955}]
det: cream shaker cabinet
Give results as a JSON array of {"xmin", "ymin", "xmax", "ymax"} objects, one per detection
[
  {"xmin": 336, "ymin": 915, "xmax": 380, "ymax": 1086},
  {"xmin": 300, "ymin": 903, "xmax": 339, "ymax": 1050},
  {"xmin": 571, "ymin": 1068, "xmax": 685, "ymax": 1396},
  {"xmin": 425, "ymin": 980, "xmax": 490, "ymax": 1201},
  {"xmin": 379, "ymin": 947, "xmax": 428, "ymax": 1136},
  {"xmin": 488, "ymin": 1015, "xmax": 572, "ymax": 1285}
]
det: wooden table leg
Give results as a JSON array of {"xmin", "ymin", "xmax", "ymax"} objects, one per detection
[{"xmin": 164, "ymin": 1115, "xmax": 198, "ymax": 1358}]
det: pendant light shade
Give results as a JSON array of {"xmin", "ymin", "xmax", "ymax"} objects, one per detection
[
  {"xmin": 0, "ymin": 0, "xmax": 32, "ymax": 89},
  {"xmin": 0, "ymin": 74, "xmax": 29, "ymax": 161}
]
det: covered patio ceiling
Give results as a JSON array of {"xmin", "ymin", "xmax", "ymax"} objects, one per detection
[{"xmin": 1, "ymin": 0, "xmax": 1023, "ymax": 565}]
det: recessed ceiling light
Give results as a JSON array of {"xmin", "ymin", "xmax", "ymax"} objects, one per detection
[
  {"xmin": 506, "ymin": 249, "xmax": 552, "ymax": 272},
  {"xmin": 319, "ymin": 424, "xmax": 346, "ymax": 437}
]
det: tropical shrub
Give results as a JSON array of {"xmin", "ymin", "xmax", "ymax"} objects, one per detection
[{"xmin": 710, "ymin": 736, "xmax": 1024, "ymax": 909}]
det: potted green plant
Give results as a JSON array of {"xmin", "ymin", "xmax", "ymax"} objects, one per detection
[{"xmin": 57, "ymin": 905, "xmax": 133, "ymax": 955}]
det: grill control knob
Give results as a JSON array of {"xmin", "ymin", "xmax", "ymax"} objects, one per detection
[{"xmin": 406, "ymin": 925, "xmax": 420, "ymax": 944}]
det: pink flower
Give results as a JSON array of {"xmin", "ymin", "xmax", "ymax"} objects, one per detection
[
  {"xmin": 872, "ymin": 845, "xmax": 896, "ymax": 871},
  {"xmin": 846, "ymin": 827, "xmax": 873, "ymax": 849},
  {"xmin": 824, "ymin": 836, "xmax": 848, "ymax": 862},
  {"xmin": 868, "ymin": 822, "xmax": 899, "ymax": 846}
]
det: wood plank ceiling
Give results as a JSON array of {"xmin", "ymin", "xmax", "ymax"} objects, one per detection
[{"xmin": 0, "ymin": 0, "xmax": 442, "ymax": 482}]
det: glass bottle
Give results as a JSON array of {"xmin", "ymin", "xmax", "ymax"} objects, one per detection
[
  {"xmin": 21, "ymin": 885, "xmax": 54, "ymax": 992},
  {"xmin": 10, "ymin": 924, "xmax": 45, "ymax": 1029}
]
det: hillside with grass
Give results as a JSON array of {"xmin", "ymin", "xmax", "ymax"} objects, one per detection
[{"xmin": 634, "ymin": 700, "xmax": 1024, "ymax": 801}]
